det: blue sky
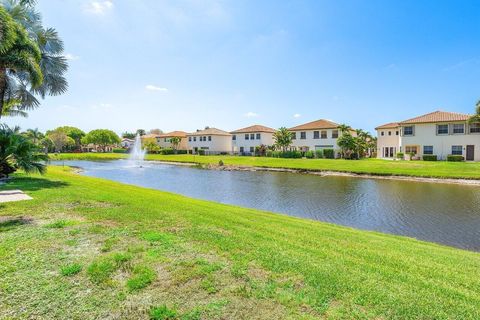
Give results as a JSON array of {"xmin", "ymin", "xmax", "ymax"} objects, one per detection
[{"xmin": 5, "ymin": 0, "xmax": 480, "ymax": 135}]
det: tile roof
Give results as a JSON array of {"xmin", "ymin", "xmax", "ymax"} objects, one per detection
[
  {"xmin": 157, "ymin": 131, "xmax": 187, "ymax": 138},
  {"xmin": 230, "ymin": 125, "xmax": 276, "ymax": 134},
  {"xmin": 141, "ymin": 134, "xmax": 158, "ymax": 139},
  {"xmin": 289, "ymin": 119, "xmax": 340, "ymax": 131},
  {"xmin": 375, "ymin": 122, "xmax": 399, "ymax": 130},
  {"xmin": 399, "ymin": 110, "xmax": 471, "ymax": 124},
  {"xmin": 187, "ymin": 127, "xmax": 231, "ymax": 136}
]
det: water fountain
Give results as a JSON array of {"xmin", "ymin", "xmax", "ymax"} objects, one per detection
[{"xmin": 129, "ymin": 133, "xmax": 146, "ymax": 166}]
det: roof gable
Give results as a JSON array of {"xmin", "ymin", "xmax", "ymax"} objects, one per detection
[
  {"xmin": 231, "ymin": 125, "xmax": 275, "ymax": 134},
  {"xmin": 399, "ymin": 110, "xmax": 471, "ymax": 124},
  {"xmin": 289, "ymin": 119, "xmax": 340, "ymax": 131}
]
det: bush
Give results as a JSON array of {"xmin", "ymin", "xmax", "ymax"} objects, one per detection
[
  {"xmin": 396, "ymin": 152, "xmax": 404, "ymax": 159},
  {"xmin": 305, "ymin": 150, "xmax": 314, "ymax": 159},
  {"xmin": 315, "ymin": 150, "xmax": 323, "ymax": 159},
  {"xmin": 447, "ymin": 155, "xmax": 464, "ymax": 162},
  {"xmin": 112, "ymin": 148, "xmax": 126, "ymax": 153},
  {"xmin": 422, "ymin": 154, "xmax": 437, "ymax": 161},
  {"xmin": 176, "ymin": 150, "xmax": 188, "ymax": 154},
  {"xmin": 150, "ymin": 305, "xmax": 177, "ymax": 320},
  {"xmin": 198, "ymin": 150, "xmax": 205, "ymax": 156},
  {"xmin": 159, "ymin": 148, "xmax": 174, "ymax": 155},
  {"xmin": 323, "ymin": 149, "xmax": 335, "ymax": 159}
]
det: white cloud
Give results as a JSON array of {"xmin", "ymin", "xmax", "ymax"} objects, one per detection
[
  {"xmin": 84, "ymin": 1, "xmax": 114, "ymax": 15},
  {"xmin": 244, "ymin": 112, "xmax": 259, "ymax": 118},
  {"xmin": 64, "ymin": 53, "xmax": 80, "ymax": 61},
  {"xmin": 145, "ymin": 85, "xmax": 168, "ymax": 92},
  {"xmin": 293, "ymin": 113, "xmax": 301, "ymax": 118}
]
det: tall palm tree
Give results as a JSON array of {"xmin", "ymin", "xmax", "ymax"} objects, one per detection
[
  {"xmin": 25, "ymin": 127, "xmax": 42, "ymax": 144},
  {"xmin": 0, "ymin": 0, "xmax": 68, "ymax": 119}
]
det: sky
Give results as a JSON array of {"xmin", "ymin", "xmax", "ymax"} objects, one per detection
[{"xmin": 5, "ymin": 0, "xmax": 480, "ymax": 135}]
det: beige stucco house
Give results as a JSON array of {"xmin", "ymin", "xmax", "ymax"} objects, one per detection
[
  {"xmin": 155, "ymin": 131, "xmax": 188, "ymax": 150},
  {"xmin": 231, "ymin": 125, "xmax": 275, "ymax": 155},
  {"xmin": 376, "ymin": 110, "xmax": 480, "ymax": 161},
  {"xmin": 187, "ymin": 127, "xmax": 232, "ymax": 154},
  {"xmin": 288, "ymin": 119, "xmax": 345, "ymax": 156}
]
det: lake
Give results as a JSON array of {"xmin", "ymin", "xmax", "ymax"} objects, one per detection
[{"xmin": 54, "ymin": 159, "xmax": 480, "ymax": 251}]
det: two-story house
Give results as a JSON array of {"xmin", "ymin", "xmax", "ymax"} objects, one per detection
[
  {"xmin": 288, "ymin": 119, "xmax": 343, "ymax": 156},
  {"xmin": 156, "ymin": 131, "xmax": 188, "ymax": 150},
  {"xmin": 230, "ymin": 125, "xmax": 275, "ymax": 155},
  {"xmin": 376, "ymin": 110, "xmax": 480, "ymax": 161},
  {"xmin": 187, "ymin": 127, "xmax": 232, "ymax": 154}
]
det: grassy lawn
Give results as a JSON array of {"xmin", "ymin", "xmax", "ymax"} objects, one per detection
[
  {"xmin": 0, "ymin": 167, "xmax": 479, "ymax": 319},
  {"xmin": 51, "ymin": 152, "xmax": 480, "ymax": 179}
]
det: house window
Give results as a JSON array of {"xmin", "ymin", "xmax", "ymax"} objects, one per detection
[
  {"xmin": 423, "ymin": 146, "xmax": 433, "ymax": 155},
  {"xmin": 321, "ymin": 131, "xmax": 327, "ymax": 139},
  {"xmin": 256, "ymin": 133, "xmax": 261, "ymax": 139},
  {"xmin": 332, "ymin": 130, "xmax": 339, "ymax": 138},
  {"xmin": 453, "ymin": 124, "xmax": 465, "ymax": 134},
  {"xmin": 300, "ymin": 132, "xmax": 306, "ymax": 139},
  {"xmin": 313, "ymin": 131, "xmax": 319, "ymax": 139},
  {"xmin": 291, "ymin": 132, "xmax": 296, "ymax": 140},
  {"xmin": 240, "ymin": 147, "xmax": 244, "ymax": 153},
  {"xmin": 208, "ymin": 136, "xmax": 212, "ymax": 141},
  {"xmin": 405, "ymin": 146, "xmax": 417, "ymax": 154},
  {"xmin": 189, "ymin": 137, "xmax": 192, "ymax": 142},
  {"xmin": 437, "ymin": 124, "xmax": 449, "ymax": 135},
  {"xmin": 469, "ymin": 123, "xmax": 480, "ymax": 133},
  {"xmin": 193, "ymin": 137, "xmax": 197, "ymax": 142},
  {"xmin": 452, "ymin": 145, "xmax": 463, "ymax": 155},
  {"xmin": 396, "ymin": 131, "xmax": 399, "ymax": 135},
  {"xmin": 388, "ymin": 131, "xmax": 392, "ymax": 136},
  {"xmin": 250, "ymin": 133, "xmax": 255, "ymax": 140},
  {"xmin": 245, "ymin": 134, "xmax": 249, "ymax": 140},
  {"xmin": 381, "ymin": 131, "xmax": 384, "ymax": 136},
  {"xmin": 250, "ymin": 147, "xmax": 254, "ymax": 153},
  {"xmin": 403, "ymin": 126, "xmax": 414, "ymax": 136},
  {"xmin": 232, "ymin": 135, "xmax": 236, "ymax": 141}
]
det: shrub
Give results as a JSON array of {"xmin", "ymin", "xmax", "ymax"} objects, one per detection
[
  {"xmin": 112, "ymin": 148, "xmax": 126, "ymax": 153},
  {"xmin": 176, "ymin": 150, "xmax": 188, "ymax": 154},
  {"xmin": 323, "ymin": 149, "xmax": 335, "ymax": 159},
  {"xmin": 447, "ymin": 155, "xmax": 464, "ymax": 162},
  {"xmin": 305, "ymin": 150, "xmax": 314, "ymax": 159},
  {"xmin": 315, "ymin": 150, "xmax": 323, "ymax": 159},
  {"xmin": 218, "ymin": 160, "xmax": 224, "ymax": 166},
  {"xmin": 198, "ymin": 150, "xmax": 205, "ymax": 156},
  {"xmin": 150, "ymin": 305, "xmax": 177, "ymax": 320},
  {"xmin": 396, "ymin": 152, "xmax": 404, "ymax": 159},
  {"xmin": 60, "ymin": 263, "xmax": 82, "ymax": 276},
  {"xmin": 159, "ymin": 148, "xmax": 174, "ymax": 155},
  {"xmin": 422, "ymin": 155, "xmax": 438, "ymax": 161},
  {"xmin": 266, "ymin": 150, "xmax": 273, "ymax": 157}
]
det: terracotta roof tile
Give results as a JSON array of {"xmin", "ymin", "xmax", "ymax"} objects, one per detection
[
  {"xmin": 399, "ymin": 110, "xmax": 471, "ymax": 124},
  {"xmin": 187, "ymin": 127, "xmax": 231, "ymax": 136},
  {"xmin": 231, "ymin": 125, "xmax": 276, "ymax": 134},
  {"xmin": 157, "ymin": 131, "xmax": 187, "ymax": 138},
  {"xmin": 375, "ymin": 122, "xmax": 399, "ymax": 130},
  {"xmin": 289, "ymin": 119, "xmax": 340, "ymax": 131}
]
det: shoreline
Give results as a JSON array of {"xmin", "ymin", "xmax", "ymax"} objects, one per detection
[{"xmin": 157, "ymin": 161, "xmax": 480, "ymax": 186}]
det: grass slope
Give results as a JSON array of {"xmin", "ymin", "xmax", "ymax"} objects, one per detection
[
  {"xmin": 51, "ymin": 153, "xmax": 480, "ymax": 179},
  {"xmin": 1, "ymin": 167, "xmax": 479, "ymax": 319}
]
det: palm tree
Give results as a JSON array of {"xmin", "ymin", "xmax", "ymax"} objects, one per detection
[
  {"xmin": 338, "ymin": 124, "xmax": 352, "ymax": 135},
  {"xmin": 0, "ymin": 123, "xmax": 48, "ymax": 178},
  {"xmin": 0, "ymin": 0, "xmax": 68, "ymax": 119},
  {"xmin": 24, "ymin": 127, "xmax": 43, "ymax": 144},
  {"xmin": 169, "ymin": 136, "xmax": 182, "ymax": 153},
  {"xmin": 468, "ymin": 100, "xmax": 480, "ymax": 124},
  {"xmin": 273, "ymin": 127, "xmax": 293, "ymax": 152}
]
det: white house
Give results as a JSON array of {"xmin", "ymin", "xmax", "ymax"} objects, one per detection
[
  {"xmin": 231, "ymin": 125, "xmax": 275, "ymax": 155},
  {"xmin": 288, "ymin": 119, "xmax": 345, "ymax": 156},
  {"xmin": 376, "ymin": 110, "xmax": 480, "ymax": 161},
  {"xmin": 120, "ymin": 138, "xmax": 134, "ymax": 148},
  {"xmin": 155, "ymin": 131, "xmax": 188, "ymax": 150},
  {"xmin": 187, "ymin": 127, "xmax": 232, "ymax": 154}
]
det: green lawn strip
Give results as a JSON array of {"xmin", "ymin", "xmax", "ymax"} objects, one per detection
[
  {"xmin": 0, "ymin": 167, "xmax": 479, "ymax": 319},
  {"xmin": 51, "ymin": 153, "xmax": 480, "ymax": 179}
]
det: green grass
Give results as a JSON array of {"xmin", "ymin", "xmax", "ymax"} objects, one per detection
[
  {"xmin": 0, "ymin": 167, "xmax": 479, "ymax": 319},
  {"xmin": 51, "ymin": 152, "xmax": 480, "ymax": 179},
  {"xmin": 60, "ymin": 263, "xmax": 82, "ymax": 276}
]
